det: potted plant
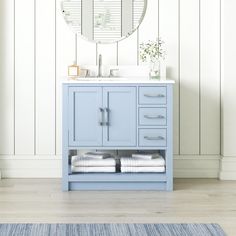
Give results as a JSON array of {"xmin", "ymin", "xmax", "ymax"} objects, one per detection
[{"xmin": 140, "ymin": 38, "xmax": 166, "ymax": 79}]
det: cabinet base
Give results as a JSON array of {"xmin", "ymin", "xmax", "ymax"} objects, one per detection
[
  {"xmin": 67, "ymin": 182, "xmax": 171, "ymax": 191},
  {"xmin": 62, "ymin": 173, "xmax": 173, "ymax": 191}
]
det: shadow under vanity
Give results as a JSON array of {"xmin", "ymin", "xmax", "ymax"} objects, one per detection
[{"xmin": 62, "ymin": 80, "xmax": 174, "ymax": 191}]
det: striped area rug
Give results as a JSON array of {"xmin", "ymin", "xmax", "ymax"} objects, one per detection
[{"xmin": 0, "ymin": 224, "xmax": 226, "ymax": 236}]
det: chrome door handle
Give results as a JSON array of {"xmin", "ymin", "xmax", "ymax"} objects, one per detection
[
  {"xmin": 144, "ymin": 94, "xmax": 165, "ymax": 98},
  {"xmin": 99, "ymin": 108, "xmax": 104, "ymax": 126},
  {"xmin": 144, "ymin": 136, "xmax": 165, "ymax": 141},
  {"xmin": 144, "ymin": 115, "xmax": 165, "ymax": 119},
  {"xmin": 105, "ymin": 108, "xmax": 110, "ymax": 126}
]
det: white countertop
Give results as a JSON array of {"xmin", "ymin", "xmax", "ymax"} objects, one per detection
[{"xmin": 62, "ymin": 77, "xmax": 175, "ymax": 84}]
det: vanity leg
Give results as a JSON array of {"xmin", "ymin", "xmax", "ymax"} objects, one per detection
[
  {"xmin": 62, "ymin": 85, "xmax": 69, "ymax": 191},
  {"xmin": 62, "ymin": 178, "xmax": 69, "ymax": 191},
  {"xmin": 62, "ymin": 148, "xmax": 69, "ymax": 191},
  {"xmin": 166, "ymin": 149, "xmax": 173, "ymax": 191},
  {"xmin": 166, "ymin": 84, "xmax": 173, "ymax": 191}
]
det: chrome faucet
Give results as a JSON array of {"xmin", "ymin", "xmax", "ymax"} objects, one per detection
[{"xmin": 98, "ymin": 54, "xmax": 102, "ymax": 77}]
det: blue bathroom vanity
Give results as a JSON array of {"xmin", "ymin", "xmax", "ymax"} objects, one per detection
[{"xmin": 62, "ymin": 78, "xmax": 175, "ymax": 191}]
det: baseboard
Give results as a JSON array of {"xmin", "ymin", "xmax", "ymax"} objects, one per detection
[
  {"xmin": 0, "ymin": 155, "xmax": 62, "ymax": 178},
  {"xmin": 0, "ymin": 155, "xmax": 220, "ymax": 179},
  {"xmin": 219, "ymin": 156, "xmax": 236, "ymax": 180},
  {"xmin": 174, "ymin": 155, "xmax": 220, "ymax": 178}
]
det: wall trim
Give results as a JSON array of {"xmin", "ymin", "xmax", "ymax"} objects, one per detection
[
  {"xmin": 0, "ymin": 155, "xmax": 221, "ymax": 179},
  {"xmin": 174, "ymin": 155, "xmax": 220, "ymax": 178},
  {"xmin": 219, "ymin": 156, "xmax": 236, "ymax": 180}
]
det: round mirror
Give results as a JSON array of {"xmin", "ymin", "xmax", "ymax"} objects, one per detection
[{"xmin": 61, "ymin": 0, "xmax": 147, "ymax": 44}]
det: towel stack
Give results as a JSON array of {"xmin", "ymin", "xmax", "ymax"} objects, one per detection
[
  {"xmin": 120, "ymin": 153, "xmax": 165, "ymax": 173},
  {"xmin": 71, "ymin": 152, "xmax": 116, "ymax": 173}
]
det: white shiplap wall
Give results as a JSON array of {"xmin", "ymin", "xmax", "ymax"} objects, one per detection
[
  {"xmin": 220, "ymin": 0, "xmax": 236, "ymax": 180},
  {"xmin": 0, "ymin": 0, "xmax": 222, "ymax": 178}
]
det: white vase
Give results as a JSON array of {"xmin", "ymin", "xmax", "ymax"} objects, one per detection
[{"xmin": 149, "ymin": 60, "xmax": 160, "ymax": 79}]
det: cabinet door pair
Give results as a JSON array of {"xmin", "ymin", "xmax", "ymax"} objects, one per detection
[{"xmin": 68, "ymin": 87, "xmax": 136, "ymax": 147}]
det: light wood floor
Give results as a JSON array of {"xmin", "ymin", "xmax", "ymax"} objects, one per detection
[{"xmin": 0, "ymin": 179, "xmax": 235, "ymax": 235}]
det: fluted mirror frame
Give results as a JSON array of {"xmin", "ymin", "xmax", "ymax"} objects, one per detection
[{"xmin": 61, "ymin": 0, "xmax": 147, "ymax": 44}]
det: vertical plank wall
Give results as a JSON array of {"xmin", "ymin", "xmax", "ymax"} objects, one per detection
[
  {"xmin": 56, "ymin": 0, "xmax": 76, "ymax": 155},
  {"xmin": 0, "ymin": 0, "xmax": 221, "ymax": 177},
  {"xmin": 0, "ymin": 0, "xmax": 14, "ymax": 155},
  {"xmin": 200, "ymin": 0, "xmax": 220, "ymax": 155},
  {"xmin": 220, "ymin": 0, "xmax": 236, "ymax": 180},
  {"xmin": 179, "ymin": 0, "xmax": 200, "ymax": 154},
  {"xmin": 159, "ymin": 0, "xmax": 179, "ymax": 154},
  {"xmin": 15, "ymin": 0, "xmax": 35, "ymax": 155},
  {"xmin": 36, "ymin": 0, "xmax": 56, "ymax": 155},
  {"xmin": 221, "ymin": 0, "xmax": 236, "ymax": 156}
]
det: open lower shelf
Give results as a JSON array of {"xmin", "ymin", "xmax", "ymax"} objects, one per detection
[{"xmin": 68, "ymin": 172, "xmax": 167, "ymax": 182}]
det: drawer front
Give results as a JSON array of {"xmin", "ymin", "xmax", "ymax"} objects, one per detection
[
  {"xmin": 139, "ymin": 86, "xmax": 167, "ymax": 105},
  {"xmin": 139, "ymin": 129, "xmax": 167, "ymax": 147},
  {"xmin": 139, "ymin": 107, "xmax": 167, "ymax": 126}
]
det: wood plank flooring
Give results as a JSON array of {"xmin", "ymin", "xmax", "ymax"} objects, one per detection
[{"xmin": 0, "ymin": 179, "xmax": 235, "ymax": 235}]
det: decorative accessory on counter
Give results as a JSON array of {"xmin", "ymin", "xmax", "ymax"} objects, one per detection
[
  {"xmin": 68, "ymin": 61, "xmax": 80, "ymax": 77},
  {"xmin": 79, "ymin": 69, "xmax": 88, "ymax": 77},
  {"xmin": 149, "ymin": 60, "xmax": 160, "ymax": 79},
  {"xmin": 109, "ymin": 68, "xmax": 119, "ymax": 77},
  {"xmin": 140, "ymin": 38, "xmax": 166, "ymax": 79}
]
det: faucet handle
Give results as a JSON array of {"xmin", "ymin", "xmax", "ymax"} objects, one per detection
[{"xmin": 109, "ymin": 68, "xmax": 119, "ymax": 77}]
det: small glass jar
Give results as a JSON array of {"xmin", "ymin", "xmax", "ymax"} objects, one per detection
[{"xmin": 149, "ymin": 60, "xmax": 160, "ymax": 79}]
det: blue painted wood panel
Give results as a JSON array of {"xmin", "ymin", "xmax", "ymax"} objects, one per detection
[
  {"xmin": 69, "ymin": 182, "xmax": 167, "ymax": 191},
  {"xmin": 68, "ymin": 87, "xmax": 103, "ymax": 146},
  {"xmin": 62, "ymin": 83, "xmax": 174, "ymax": 191},
  {"xmin": 103, "ymin": 87, "xmax": 136, "ymax": 146},
  {"xmin": 139, "ymin": 128, "xmax": 167, "ymax": 147},
  {"xmin": 139, "ymin": 86, "xmax": 167, "ymax": 105},
  {"xmin": 68, "ymin": 172, "xmax": 167, "ymax": 182},
  {"xmin": 166, "ymin": 84, "xmax": 173, "ymax": 191},
  {"xmin": 139, "ymin": 107, "xmax": 167, "ymax": 126}
]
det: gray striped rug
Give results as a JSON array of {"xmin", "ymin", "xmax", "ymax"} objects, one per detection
[{"xmin": 0, "ymin": 224, "xmax": 226, "ymax": 236}]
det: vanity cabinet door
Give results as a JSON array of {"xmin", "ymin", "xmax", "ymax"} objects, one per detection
[
  {"xmin": 68, "ymin": 87, "xmax": 103, "ymax": 146},
  {"xmin": 102, "ymin": 87, "xmax": 136, "ymax": 146}
]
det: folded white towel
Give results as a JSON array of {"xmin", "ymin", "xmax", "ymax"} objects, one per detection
[
  {"xmin": 121, "ymin": 166, "xmax": 165, "ymax": 173},
  {"xmin": 83, "ymin": 152, "xmax": 113, "ymax": 159},
  {"xmin": 71, "ymin": 166, "xmax": 116, "ymax": 173},
  {"xmin": 71, "ymin": 156, "xmax": 116, "ymax": 167},
  {"xmin": 120, "ymin": 156, "xmax": 165, "ymax": 167},
  {"xmin": 132, "ymin": 153, "xmax": 162, "ymax": 160}
]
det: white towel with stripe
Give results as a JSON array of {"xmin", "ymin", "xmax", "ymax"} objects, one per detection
[
  {"xmin": 132, "ymin": 153, "xmax": 162, "ymax": 160},
  {"xmin": 121, "ymin": 166, "xmax": 165, "ymax": 173},
  {"xmin": 83, "ymin": 152, "xmax": 113, "ymax": 159},
  {"xmin": 120, "ymin": 156, "xmax": 165, "ymax": 167},
  {"xmin": 71, "ymin": 166, "xmax": 116, "ymax": 173},
  {"xmin": 71, "ymin": 156, "xmax": 116, "ymax": 167}
]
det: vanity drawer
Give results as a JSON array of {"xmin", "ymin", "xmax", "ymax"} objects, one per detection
[
  {"xmin": 139, "ymin": 107, "xmax": 167, "ymax": 126},
  {"xmin": 139, "ymin": 86, "xmax": 167, "ymax": 105},
  {"xmin": 139, "ymin": 129, "xmax": 167, "ymax": 147}
]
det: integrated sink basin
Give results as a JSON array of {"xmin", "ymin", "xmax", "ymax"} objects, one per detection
[{"xmin": 76, "ymin": 77, "xmax": 126, "ymax": 81}]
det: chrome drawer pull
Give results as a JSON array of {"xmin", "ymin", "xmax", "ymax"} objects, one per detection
[
  {"xmin": 105, "ymin": 108, "xmax": 110, "ymax": 126},
  {"xmin": 144, "ymin": 94, "xmax": 165, "ymax": 98},
  {"xmin": 99, "ymin": 108, "xmax": 104, "ymax": 126},
  {"xmin": 144, "ymin": 136, "xmax": 165, "ymax": 141},
  {"xmin": 144, "ymin": 115, "xmax": 165, "ymax": 119}
]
